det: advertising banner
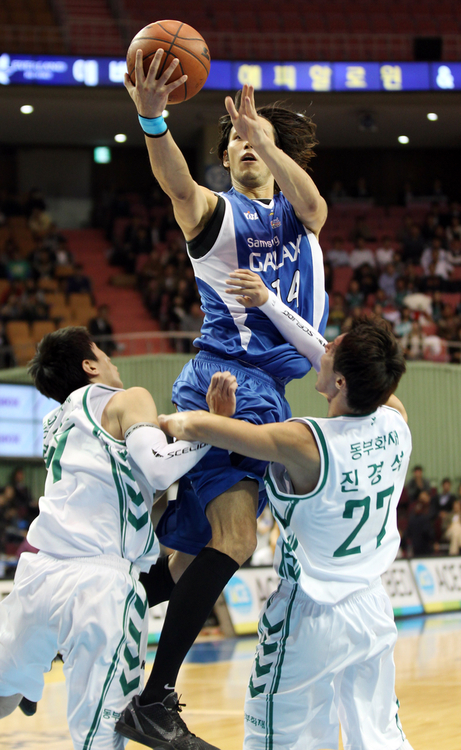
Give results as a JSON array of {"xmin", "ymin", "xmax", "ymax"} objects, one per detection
[
  {"xmin": 381, "ymin": 560, "xmax": 424, "ymax": 616},
  {"xmin": 410, "ymin": 557, "xmax": 461, "ymax": 613}
]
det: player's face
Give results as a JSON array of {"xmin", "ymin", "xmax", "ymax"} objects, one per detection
[
  {"xmin": 223, "ymin": 117, "xmax": 275, "ymax": 188},
  {"xmin": 315, "ymin": 333, "xmax": 346, "ymax": 399},
  {"xmin": 91, "ymin": 343, "xmax": 123, "ymax": 389}
]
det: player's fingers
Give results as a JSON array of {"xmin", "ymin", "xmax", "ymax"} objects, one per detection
[
  {"xmin": 134, "ymin": 48, "xmax": 147, "ymax": 82},
  {"xmin": 124, "ymin": 72, "xmax": 134, "ymax": 92},
  {"xmin": 225, "ymin": 96, "xmax": 238, "ymax": 121},
  {"xmin": 167, "ymin": 74, "xmax": 188, "ymax": 92},
  {"xmin": 248, "ymin": 85, "xmax": 256, "ymax": 110},
  {"xmin": 145, "ymin": 47, "xmax": 165, "ymax": 81},
  {"xmin": 158, "ymin": 56, "xmax": 181, "ymax": 84}
]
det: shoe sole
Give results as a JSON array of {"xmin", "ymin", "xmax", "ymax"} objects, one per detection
[{"xmin": 115, "ymin": 719, "xmax": 176, "ymax": 749}]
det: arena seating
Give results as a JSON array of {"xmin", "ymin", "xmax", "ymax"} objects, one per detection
[{"xmin": 1, "ymin": 0, "xmax": 460, "ymax": 60}]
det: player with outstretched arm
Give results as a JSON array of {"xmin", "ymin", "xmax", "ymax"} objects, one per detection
[
  {"xmin": 158, "ymin": 310, "xmax": 415, "ymax": 750},
  {"xmin": 118, "ymin": 47, "xmax": 329, "ymax": 747}
]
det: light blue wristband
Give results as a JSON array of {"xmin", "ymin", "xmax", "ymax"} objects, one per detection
[{"xmin": 138, "ymin": 114, "xmax": 168, "ymax": 137}]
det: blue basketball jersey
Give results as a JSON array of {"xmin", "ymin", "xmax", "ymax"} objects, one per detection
[{"xmin": 188, "ymin": 187, "xmax": 328, "ymax": 384}]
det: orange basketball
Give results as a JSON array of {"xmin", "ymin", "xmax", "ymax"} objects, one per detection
[{"xmin": 126, "ymin": 20, "xmax": 211, "ymax": 104}]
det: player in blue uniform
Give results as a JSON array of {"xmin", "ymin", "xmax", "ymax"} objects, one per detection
[{"xmin": 117, "ymin": 49, "xmax": 328, "ymax": 749}]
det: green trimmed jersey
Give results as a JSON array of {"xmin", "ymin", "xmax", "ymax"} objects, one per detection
[
  {"xmin": 265, "ymin": 406, "xmax": 412, "ymax": 604},
  {"xmin": 27, "ymin": 384, "xmax": 159, "ymax": 571}
]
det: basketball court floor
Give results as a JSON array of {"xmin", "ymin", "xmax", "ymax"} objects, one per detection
[{"xmin": 1, "ymin": 611, "xmax": 460, "ymax": 749}]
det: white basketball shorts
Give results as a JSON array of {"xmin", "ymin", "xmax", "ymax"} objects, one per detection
[
  {"xmin": 0, "ymin": 551, "xmax": 148, "ymax": 750},
  {"xmin": 244, "ymin": 578, "xmax": 407, "ymax": 750}
]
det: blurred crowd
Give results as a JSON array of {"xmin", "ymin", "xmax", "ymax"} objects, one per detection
[
  {"xmin": 0, "ymin": 188, "xmax": 116, "ymax": 365},
  {"xmin": 399, "ymin": 466, "xmax": 461, "ymax": 557},
  {"xmin": 323, "ymin": 191, "xmax": 461, "ymax": 362},
  {"xmin": 97, "ymin": 181, "xmax": 461, "ymax": 362},
  {"xmin": 0, "ymin": 468, "xmax": 38, "ymax": 565}
]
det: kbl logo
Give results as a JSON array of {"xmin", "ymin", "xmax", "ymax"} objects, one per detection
[
  {"xmin": 414, "ymin": 564, "xmax": 435, "ymax": 596},
  {"xmin": 225, "ymin": 576, "xmax": 253, "ymax": 614}
]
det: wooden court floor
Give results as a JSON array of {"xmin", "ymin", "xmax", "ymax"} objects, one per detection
[{"xmin": 1, "ymin": 612, "xmax": 460, "ymax": 750}]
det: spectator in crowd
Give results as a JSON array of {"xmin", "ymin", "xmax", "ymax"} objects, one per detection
[
  {"xmin": 325, "ymin": 236, "xmax": 349, "ymax": 268},
  {"xmin": 421, "ymin": 237, "xmax": 452, "ymax": 279},
  {"xmin": 443, "ymin": 499, "xmax": 461, "ymax": 556},
  {"xmin": 28, "ymin": 206, "xmax": 53, "ymax": 240},
  {"xmin": 349, "ymin": 237, "xmax": 376, "ymax": 270},
  {"xmin": 421, "ymin": 211, "xmax": 440, "ymax": 242},
  {"xmin": 436, "ymin": 477, "xmax": 456, "ymax": 515},
  {"xmin": 66, "ymin": 264, "xmax": 93, "ymax": 296},
  {"xmin": 437, "ymin": 304, "xmax": 459, "ymax": 342},
  {"xmin": 419, "ymin": 262, "xmax": 445, "ymax": 295},
  {"xmin": 88, "ymin": 304, "xmax": 117, "ymax": 356},
  {"xmin": 406, "ymin": 465, "xmax": 432, "ymax": 503},
  {"xmin": 345, "ymin": 278, "xmax": 364, "ymax": 311},
  {"xmin": 353, "ymin": 262, "xmax": 378, "ymax": 298},
  {"xmin": 0, "ymin": 288, "xmax": 25, "ymax": 322},
  {"xmin": 394, "ymin": 306, "xmax": 413, "ymax": 340},
  {"xmin": 376, "ymin": 235, "xmax": 395, "ymax": 269},
  {"xmin": 22, "ymin": 290, "xmax": 50, "ymax": 323},
  {"xmin": 447, "ymin": 237, "xmax": 461, "ymax": 273},
  {"xmin": 401, "ymin": 223, "xmax": 425, "ymax": 264},
  {"xmin": 394, "ymin": 277, "xmax": 410, "ymax": 309},
  {"xmin": 52, "ymin": 236, "xmax": 74, "ymax": 269},
  {"xmin": 328, "ymin": 292, "xmax": 347, "ymax": 331},
  {"xmin": 446, "ymin": 215, "xmax": 461, "ymax": 244},
  {"xmin": 5, "ymin": 247, "xmax": 31, "ymax": 283},
  {"xmin": 30, "ymin": 248, "xmax": 56, "ymax": 282},
  {"xmin": 378, "ymin": 262, "xmax": 399, "ymax": 300},
  {"xmin": 403, "ymin": 490, "xmax": 436, "ymax": 557}
]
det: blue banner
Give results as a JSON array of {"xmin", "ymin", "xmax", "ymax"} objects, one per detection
[{"xmin": 1, "ymin": 52, "xmax": 461, "ymax": 92}]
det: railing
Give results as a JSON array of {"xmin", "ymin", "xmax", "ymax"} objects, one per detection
[
  {"xmin": 2, "ymin": 330, "xmax": 461, "ymax": 369},
  {"xmin": 0, "ymin": 331, "xmax": 201, "ymax": 366}
]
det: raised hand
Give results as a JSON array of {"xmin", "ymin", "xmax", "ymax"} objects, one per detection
[
  {"xmin": 224, "ymin": 85, "xmax": 268, "ymax": 149},
  {"xmin": 225, "ymin": 269, "xmax": 270, "ymax": 307},
  {"xmin": 124, "ymin": 48, "xmax": 188, "ymax": 118},
  {"xmin": 206, "ymin": 371, "xmax": 238, "ymax": 417}
]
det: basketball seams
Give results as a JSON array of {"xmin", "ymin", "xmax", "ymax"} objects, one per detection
[
  {"xmin": 132, "ymin": 36, "xmax": 210, "ymax": 74},
  {"xmin": 127, "ymin": 20, "xmax": 210, "ymax": 102}
]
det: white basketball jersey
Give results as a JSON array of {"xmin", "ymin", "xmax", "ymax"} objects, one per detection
[
  {"xmin": 266, "ymin": 406, "xmax": 412, "ymax": 604},
  {"xmin": 27, "ymin": 384, "xmax": 159, "ymax": 571}
]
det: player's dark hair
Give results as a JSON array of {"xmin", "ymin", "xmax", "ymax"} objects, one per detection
[
  {"xmin": 28, "ymin": 326, "xmax": 96, "ymax": 404},
  {"xmin": 216, "ymin": 91, "xmax": 319, "ymax": 190},
  {"xmin": 333, "ymin": 317, "xmax": 406, "ymax": 414}
]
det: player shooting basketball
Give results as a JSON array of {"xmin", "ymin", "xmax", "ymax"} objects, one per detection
[{"xmin": 120, "ymin": 47, "xmax": 328, "ymax": 748}]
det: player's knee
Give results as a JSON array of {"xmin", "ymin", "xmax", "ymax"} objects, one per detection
[
  {"xmin": 0, "ymin": 694, "xmax": 22, "ymax": 719},
  {"xmin": 211, "ymin": 523, "xmax": 258, "ymax": 565}
]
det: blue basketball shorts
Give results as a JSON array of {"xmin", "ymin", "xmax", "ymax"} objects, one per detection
[{"xmin": 156, "ymin": 351, "xmax": 292, "ymax": 555}]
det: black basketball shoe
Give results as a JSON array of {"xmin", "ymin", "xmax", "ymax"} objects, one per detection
[
  {"xmin": 19, "ymin": 697, "xmax": 37, "ymax": 716},
  {"xmin": 115, "ymin": 692, "xmax": 221, "ymax": 750}
]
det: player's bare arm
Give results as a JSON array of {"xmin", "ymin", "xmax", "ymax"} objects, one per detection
[
  {"xmin": 125, "ymin": 48, "xmax": 217, "ymax": 239},
  {"xmin": 103, "ymin": 386, "xmax": 159, "ymax": 439},
  {"xmin": 385, "ymin": 394, "xmax": 408, "ymax": 423},
  {"xmin": 159, "ymin": 403, "xmax": 321, "ymax": 495},
  {"xmin": 225, "ymin": 85, "xmax": 327, "ymax": 236}
]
